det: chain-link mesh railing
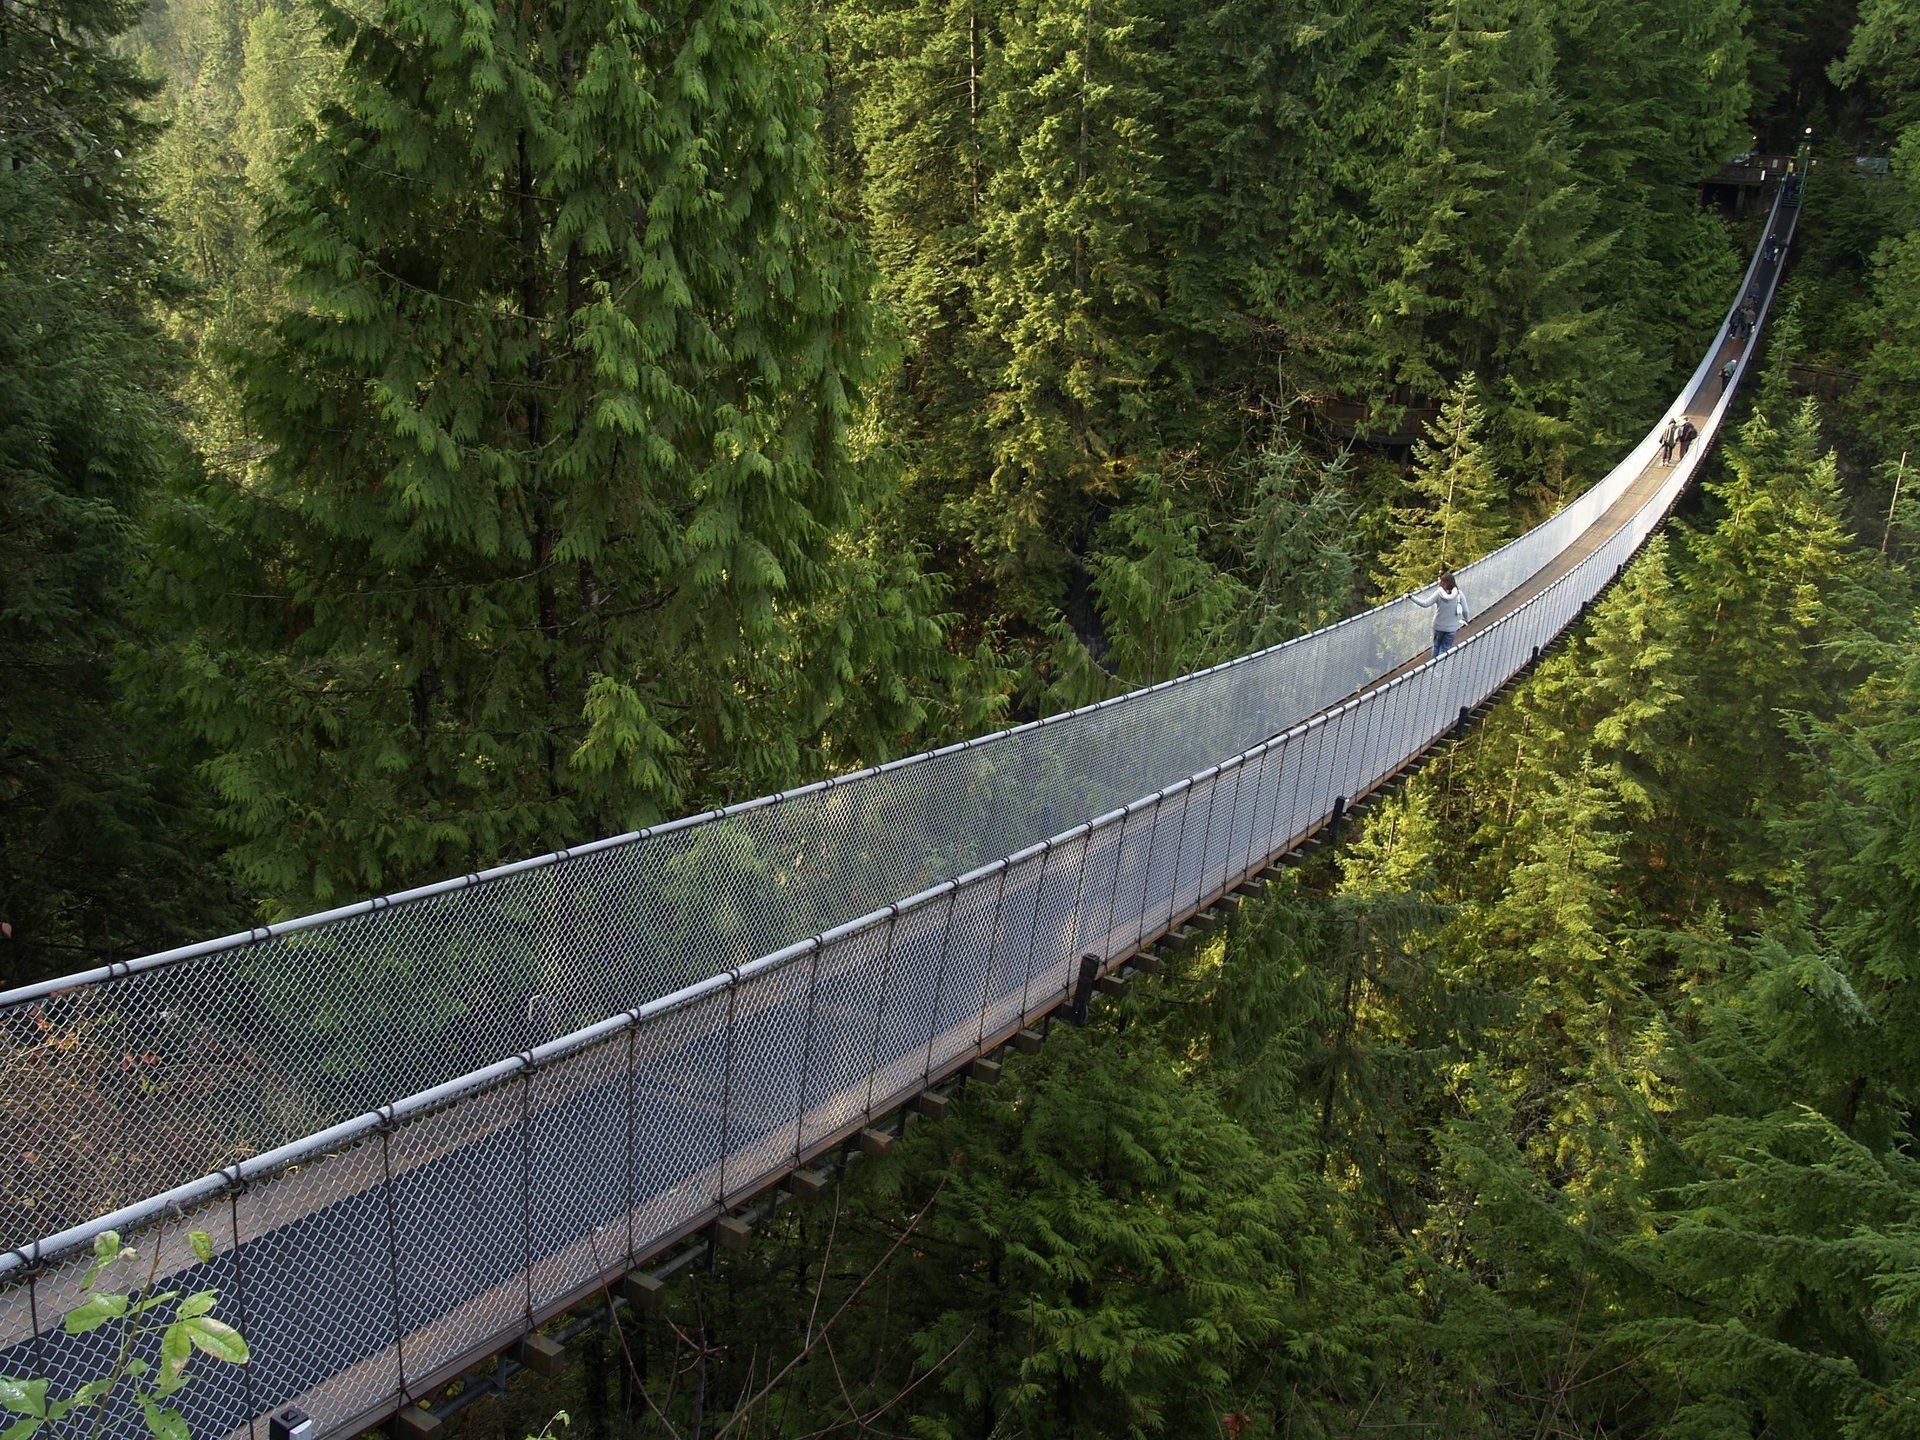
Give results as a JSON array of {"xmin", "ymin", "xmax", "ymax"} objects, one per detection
[{"xmin": 0, "ymin": 189, "xmax": 1793, "ymax": 1440}]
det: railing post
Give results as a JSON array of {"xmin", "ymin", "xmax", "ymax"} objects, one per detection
[
  {"xmin": 623, "ymin": 1019, "xmax": 639, "ymax": 1267},
  {"xmin": 520, "ymin": 1063, "xmax": 535, "ymax": 1326},
  {"xmin": 919, "ymin": 888, "xmax": 963, "ymax": 1081},
  {"xmin": 793, "ymin": 938, "xmax": 824, "ymax": 1162},
  {"xmin": 1192, "ymin": 765, "xmax": 1224, "ymax": 914},
  {"xmin": 228, "ymin": 1183, "xmax": 258, "ymax": 1438},
  {"xmin": 978, "ymin": 849, "xmax": 1038, "ymax": 1050},
  {"xmin": 379, "ymin": 1116, "xmax": 407, "ymax": 1404},
  {"xmin": 1240, "ymin": 743, "xmax": 1273, "ymax": 882},
  {"xmin": 1059, "ymin": 826, "xmax": 1101, "ymax": 1009},
  {"xmin": 1015, "ymin": 842, "xmax": 1057, "ymax": 1024},
  {"xmin": 1096, "ymin": 807, "xmax": 1133, "ymax": 964},
  {"xmin": 858, "ymin": 908, "xmax": 904, "ymax": 1121},
  {"xmin": 716, "ymin": 981, "xmax": 742, "ymax": 1203},
  {"xmin": 1131, "ymin": 796, "xmax": 1164, "ymax": 950},
  {"xmin": 1160, "ymin": 784, "xmax": 1193, "ymax": 935}
]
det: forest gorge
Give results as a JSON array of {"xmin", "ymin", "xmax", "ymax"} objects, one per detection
[{"xmin": 4, "ymin": 0, "xmax": 1920, "ymax": 1434}]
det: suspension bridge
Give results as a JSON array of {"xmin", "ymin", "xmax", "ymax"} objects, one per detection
[{"xmin": 0, "ymin": 183, "xmax": 1799, "ymax": 1440}]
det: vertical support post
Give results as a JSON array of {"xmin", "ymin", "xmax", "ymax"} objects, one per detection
[
  {"xmin": 919, "ymin": 888, "xmax": 963, "ymax": 1082},
  {"xmin": 520, "ymin": 1065, "xmax": 535, "ymax": 1325},
  {"xmin": 858, "ymin": 909, "xmax": 905, "ymax": 1121},
  {"xmin": 792, "ymin": 939, "xmax": 823, "ymax": 1164},
  {"xmin": 229, "ymin": 1186, "xmax": 259, "ymax": 1438},
  {"xmin": 1130, "ymin": 798, "xmax": 1164, "ymax": 951},
  {"xmin": 716, "ymin": 980, "xmax": 742, "ymax": 1203},
  {"xmin": 379, "ymin": 1118, "xmax": 408, "ymax": 1404},
  {"xmin": 622, "ymin": 1020, "xmax": 639, "ymax": 1267},
  {"xmin": 1097, "ymin": 807, "xmax": 1133, "ymax": 967},
  {"xmin": 1015, "ymin": 841, "xmax": 1057, "ymax": 1024},
  {"xmin": 1070, "ymin": 955, "xmax": 1101, "ymax": 1027},
  {"xmin": 1160, "ymin": 784, "xmax": 1193, "ymax": 936}
]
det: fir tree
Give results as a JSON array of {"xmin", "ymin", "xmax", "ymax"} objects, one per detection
[
  {"xmin": 0, "ymin": 0, "xmax": 236, "ymax": 982},
  {"xmin": 1231, "ymin": 437, "xmax": 1362, "ymax": 650},
  {"xmin": 1373, "ymin": 0, "xmax": 1607, "ymax": 479},
  {"xmin": 971, "ymin": 0, "xmax": 1170, "ymax": 625},
  {"xmin": 1374, "ymin": 374, "xmax": 1509, "ymax": 594},
  {"xmin": 154, "ymin": 0, "xmax": 947, "ymax": 906},
  {"xmin": 1679, "ymin": 397, "xmax": 1867, "ymax": 890},
  {"xmin": 828, "ymin": 0, "xmax": 1007, "ymax": 620}
]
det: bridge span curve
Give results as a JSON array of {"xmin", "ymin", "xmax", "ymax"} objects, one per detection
[{"xmin": 0, "ymin": 183, "xmax": 1799, "ymax": 1440}]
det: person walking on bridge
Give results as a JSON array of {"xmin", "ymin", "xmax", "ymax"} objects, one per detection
[
  {"xmin": 1411, "ymin": 571, "xmax": 1470, "ymax": 657},
  {"xmin": 1661, "ymin": 418, "xmax": 1678, "ymax": 465},
  {"xmin": 1720, "ymin": 358, "xmax": 1737, "ymax": 393},
  {"xmin": 1677, "ymin": 417, "xmax": 1699, "ymax": 461}
]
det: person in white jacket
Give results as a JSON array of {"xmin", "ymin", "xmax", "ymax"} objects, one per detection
[{"xmin": 1411, "ymin": 571, "xmax": 1470, "ymax": 657}]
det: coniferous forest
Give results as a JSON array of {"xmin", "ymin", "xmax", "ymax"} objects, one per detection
[{"xmin": 5, "ymin": 0, "xmax": 1920, "ymax": 1434}]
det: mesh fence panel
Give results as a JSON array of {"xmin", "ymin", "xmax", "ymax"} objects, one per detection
[
  {"xmin": 797, "ymin": 921, "xmax": 897, "ymax": 1150},
  {"xmin": 524, "ymin": 1032, "xmax": 633, "ymax": 1314},
  {"xmin": 626, "ymin": 987, "xmax": 731, "ymax": 1242},
  {"xmin": 232, "ymin": 1129, "xmax": 398, "ymax": 1435},
  {"xmin": 0, "ymin": 411, "xmax": 1698, "ymax": 1242},
  {"xmin": 718, "ymin": 953, "xmax": 814, "ymax": 1198}
]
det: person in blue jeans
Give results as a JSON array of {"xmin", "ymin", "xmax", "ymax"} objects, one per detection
[{"xmin": 1412, "ymin": 571, "xmax": 1470, "ymax": 656}]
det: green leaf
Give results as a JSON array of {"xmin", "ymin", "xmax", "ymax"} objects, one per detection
[
  {"xmin": 189, "ymin": 1232, "xmax": 214, "ymax": 1264},
  {"xmin": 81, "ymin": 1230, "xmax": 124, "ymax": 1287},
  {"xmin": 69, "ymin": 1378, "xmax": 114, "ymax": 1409},
  {"xmin": 176, "ymin": 1292, "xmax": 217, "ymax": 1320},
  {"xmin": 124, "ymin": 1361, "xmax": 149, "ymax": 1379},
  {"xmin": 182, "ymin": 1316, "xmax": 250, "ymax": 1364},
  {"xmin": 160, "ymin": 1322, "xmax": 192, "ymax": 1382},
  {"xmin": 0, "ymin": 1416, "xmax": 44, "ymax": 1440},
  {"xmin": 63, "ymin": 1293, "xmax": 130, "ymax": 1333},
  {"xmin": 141, "ymin": 1399, "xmax": 189, "ymax": 1440},
  {"xmin": 0, "ymin": 1380, "xmax": 46, "ymax": 1417}
]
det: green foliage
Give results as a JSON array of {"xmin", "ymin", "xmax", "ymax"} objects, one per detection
[
  {"xmin": 1373, "ymin": 374, "xmax": 1509, "ymax": 593},
  {"xmin": 147, "ymin": 0, "xmax": 955, "ymax": 909},
  {"xmin": 0, "ymin": 1229, "xmax": 250, "ymax": 1440},
  {"xmin": 1372, "ymin": 0, "xmax": 1613, "ymax": 479},
  {"xmin": 0, "ymin": 0, "xmax": 237, "ymax": 985},
  {"xmin": 1037, "ymin": 427, "xmax": 1362, "ymax": 711},
  {"xmin": 1678, "ymin": 397, "xmax": 1868, "ymax": 887}
]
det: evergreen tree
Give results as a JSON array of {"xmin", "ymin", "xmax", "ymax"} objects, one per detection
[
  {"xmin": 1679, "ymin": 398, "xmax": 1867, "ymax": 890},
  {"xmin": 1372, "ymin": 0, "xmax": 1607, "ymax": 480},
  {"xmin": 152, "ymin": 0, "xmax": 949, "ymax": 906},
  {"xmin": 828, "ymin": 0, "xmax": 1007, "ymax": 621},
  {"xmin": 0, "ymin": 0, "xmax": 235, "ymax": 983},
  {"xmin": 1551, "ymin": 0, "xmax": 1749, "ymax": 422},
  {"xmin": 1230, "ymin": 437, "xmax": 1362, "ymax": 650},
  {"xmin": 970, "ymin": 0, "xmax": 1170, "ymax": 626},
  {"xmin": 1374, "ymin": 374, "xmax": 1509, "ymax": 594}
]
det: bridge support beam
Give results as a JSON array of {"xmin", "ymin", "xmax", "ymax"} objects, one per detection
[
  {"xmin": 1069, "ymin": 953, "xmax": 1100, "ymax": 1025},
  {"xmin": 515, "ymin": 1333, "xmax": 566, "ymax": 1379},
  {"xmin": 620, "ymin": 1272, "xmax": 665, "ymax": 1310}
]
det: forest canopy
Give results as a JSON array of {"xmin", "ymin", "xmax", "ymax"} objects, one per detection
[{"xmin": 3, "ymin": 0, "xmax": 1920, "ymax": 1434}]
